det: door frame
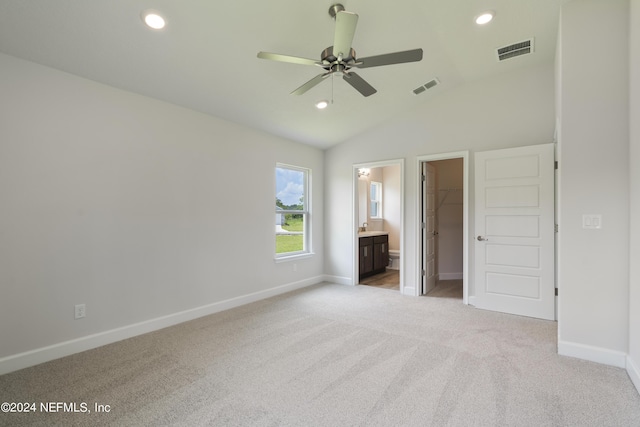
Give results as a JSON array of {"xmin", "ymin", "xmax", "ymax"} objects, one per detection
[
  {"xmin": 353, "ymin": 159, "xmax": 405, "ymax": 292},
  {"xmin": 416, "ymin": 151, "xmax": 469, "ymax": 303},
  {"xmin": 422, "ymin": 162, "xmax": 438, "ymax": 295}
]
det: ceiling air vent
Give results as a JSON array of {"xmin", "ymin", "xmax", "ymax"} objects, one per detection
[
  {"xmin": 413, "ymin": 78, "xmax": 440, "ymax": 95},
  {"xmin": 496, "ymin": 38, "xmax": 534, "ymax": 62}
]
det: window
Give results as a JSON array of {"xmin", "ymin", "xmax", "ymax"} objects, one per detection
[
  {"xmin": 370, "ymin": 181, "xmax": 382, "ymax": 219},
  {"xmin": 275, "ymin": 164, "xmax": 310, "ymax": 258}
]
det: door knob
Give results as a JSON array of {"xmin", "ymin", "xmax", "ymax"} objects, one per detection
[{"xmin": 477, "ymin": 235, "xmax": 488, "ymax": 241}]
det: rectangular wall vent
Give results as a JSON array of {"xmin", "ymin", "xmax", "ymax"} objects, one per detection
[
  {"xmin": 413, "ymin": 78, "xmax": 440, "ymax": 95},
  {"xmin": 496, "ymin": 38, "xmax": 534, "ymax": 61}
]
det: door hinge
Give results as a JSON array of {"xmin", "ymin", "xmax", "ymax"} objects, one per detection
[
  {"xmin": 421, "ymin": 222, "xmax": 426, "ymax": 229},
  {"xmin": 555, "ymin": 288, "xmax": 558, "ymax": 296},
  {"xmin": 421, "ymin": 174, "xmax": 426, "ymax": 182},
  {"xmin": 555, "ymin": 161, "xmax": 558, "ymax": 170},
  {"xmin": 555, "ymin": 224, "xmax": 558, "ymax": 233},
  {"xmin": 421, "ymin": 270, "xmax": 426, "ymax": 277}
]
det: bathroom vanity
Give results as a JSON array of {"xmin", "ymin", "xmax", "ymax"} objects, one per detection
[{"xmin": 358, "ymin": 232, "xmax": 389, "ymax": 279}]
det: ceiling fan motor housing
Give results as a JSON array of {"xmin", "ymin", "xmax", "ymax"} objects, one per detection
[{"xmin": 321, "ymin": 46, "xmax": 356, "ymax": 72}]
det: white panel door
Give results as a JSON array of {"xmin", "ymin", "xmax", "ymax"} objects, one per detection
[
  {"xmin": 474, "ymin": 144, "xmax": 555, "ymax": 320},
  {"xmin": 422, "ymin": 162, "xmax": 437, "ymax": 295}
]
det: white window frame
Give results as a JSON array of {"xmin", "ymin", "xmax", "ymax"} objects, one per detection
[
  {"xmin": 275, "ymin": 163, "xmax": 312, "ymax": 261},
  {"xmin": 370, "ymin": 181, "xmax": 382, "ymax": 219}
]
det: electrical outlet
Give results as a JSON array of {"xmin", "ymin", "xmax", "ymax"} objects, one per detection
[{"xmin": 74, "ymin": 304, "xmax": 86, "ymax": 319}]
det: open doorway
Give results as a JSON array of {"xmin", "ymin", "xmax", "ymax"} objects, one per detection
[
  {"xmin": 353, "ymin": 159, "xmax": 404, "ymax": 292},
  {"xmin": 417, "ymin": 152, "xmax": 469, "ymax": 303}
]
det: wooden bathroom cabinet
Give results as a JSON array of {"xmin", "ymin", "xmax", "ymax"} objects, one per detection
[{"xmin": 359, "ymin": 234, "xmax": 388, "ymax": 279}]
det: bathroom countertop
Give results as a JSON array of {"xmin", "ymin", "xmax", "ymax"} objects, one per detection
[{"xmin": 358, "ymin": 231, "xmax": 389, "ymax": 237}]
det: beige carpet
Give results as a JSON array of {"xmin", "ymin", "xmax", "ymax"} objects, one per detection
[{"xmin": 1, "ymin": 282, "xmax": 639, "ymax": 426}]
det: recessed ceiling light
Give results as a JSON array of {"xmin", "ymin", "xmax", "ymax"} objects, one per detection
[
  {"xmin": 142, "ymin": 10, "xmax": 166, "ymax": 30},
  {"xmin": 315, "ymin": 100, "xmax": 329, "ymax": 109},
  {"xmin": 475, "ymin": 11, "xmax": 495, "ymax": 25}
]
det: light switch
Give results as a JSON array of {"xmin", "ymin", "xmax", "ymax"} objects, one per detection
[{"xmin": 582, "ymin": 214, "xmax": 602, "ymax": 229}]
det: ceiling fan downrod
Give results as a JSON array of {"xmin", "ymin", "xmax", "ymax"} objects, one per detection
[{"xmin": 328, "ymin": 4, "xmax": 345, "ymax": 19}]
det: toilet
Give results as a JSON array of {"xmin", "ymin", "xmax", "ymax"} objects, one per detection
[{"xmin": 388, "ymin": 249, "xmax": 400, "ymax": 270}]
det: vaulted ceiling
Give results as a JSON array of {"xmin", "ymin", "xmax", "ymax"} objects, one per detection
[{"xmin": 0, "ymin": 0, "xmax": 569, "ymax": 149}]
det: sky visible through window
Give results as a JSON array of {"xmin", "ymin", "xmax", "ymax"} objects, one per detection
[{"xmin": 276, "ymin": 167, "xmax": 304, "ymax": 206}]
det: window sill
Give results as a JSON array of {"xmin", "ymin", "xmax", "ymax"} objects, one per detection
[{"xmin": 274, "ymin": 252, "xmax": 315, "ymax": 263}]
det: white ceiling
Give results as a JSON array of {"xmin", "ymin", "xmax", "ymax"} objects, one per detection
[{"xmin": 0, "ymin": 0, "xmax": 568, "ymax": 149}]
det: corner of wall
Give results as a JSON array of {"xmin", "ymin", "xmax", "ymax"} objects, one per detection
[
  {"xmin": 628, "ymin": 355, "xmax": 640, "ymax": 394},
  {"xmin": 628, "ymin": 0, "xmax": 640, "ymax": 397}
]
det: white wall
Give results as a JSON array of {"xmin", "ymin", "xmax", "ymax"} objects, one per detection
[
  {"xmin": 367, "ymin": 167, "xmax": 384, "ymax": 231},
  {"xmin": 324, "ymin": 63, "xmax": 556, "ymax": 295},
  {"xmin": 357, "ymin": 178, "xmax": 368, "ymax": 226},
  {"xmin": 383, "ymin": 164, "xmax": 401, "ymax": 251},
  {"xmin": 628, "ymin": 0, "xmax": 640, "ymax": 392},
  {"xmin": 0, "ymin": 53, "xmax": 324, "ymax": 372},
  {"xmin": 556, "ymin": 0, "xmax": 630, "ymax": 366}
]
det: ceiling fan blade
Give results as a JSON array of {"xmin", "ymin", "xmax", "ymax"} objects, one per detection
[
  {"xmin": 257, "ymin": 52, "xmax": 321, "ymax": 67},
  {"xmin": 355, "ymin": 48, "xmax": 423, "ymax": 69},
  {"xmin": 343, "ymin": 72, "xmax": 377, "ymax": 97},
  {"xmin": 291, "ymin": 73, "xmax": 330, "ymax": 95},
  {"xmin": 333, "ymin": 11, "xmax": 358, "ymax": 59}
]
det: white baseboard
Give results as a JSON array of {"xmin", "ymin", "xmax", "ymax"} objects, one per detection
[
  {"xmin": 322, "ymin": 275, "xmax": 352, "ymax": 286},
  {"xmin": 558, "ymin": 340, "xmax": 627, "ymax": 368},
  {"xmin": 0, "ymin": 276, "xmax": 324, "ymax": 376},
  {"xmin": 438, "ymin": 272, "xmax": 463, "ymax": 280},
  {"xmin": 627, "ymin": 356, "xmax": 640, "ymax": 395}
]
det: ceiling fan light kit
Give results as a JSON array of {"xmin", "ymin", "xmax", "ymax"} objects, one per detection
[
  {"xmin": 315, "ymin": 100, "xmax": 329, "ymax": 109},
  {"xmin": 257, "ymin": 3, "xmax": 423, "ymax": 99}
]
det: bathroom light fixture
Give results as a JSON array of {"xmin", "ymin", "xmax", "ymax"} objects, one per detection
[
  {"xmin": 475, "ymin": 11, "xmax": 494, "ymax": 25},
  {"xmin": 358, "ymin": 168, "xmax": 370, "ymax": 178},
  {"xmin": 315, "ymin": 100, "xmax": 329, "ymax": 109},
  {"xmin": 142, "ymin": 10, "xmax": 166, "ymax": 29}
]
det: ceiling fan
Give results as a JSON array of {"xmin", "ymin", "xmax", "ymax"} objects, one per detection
[{"xmin": 257, "ymin": 3, "xmax": 423, "ymax": 97}]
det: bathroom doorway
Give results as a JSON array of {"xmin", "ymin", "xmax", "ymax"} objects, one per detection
[
  {"xmin": 417, "ymin": 152, "xmax": 469, "ymax": 303},
  {"xmin": 353, "ymin": 159, "xmax": 404, "ymax": 292}
]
